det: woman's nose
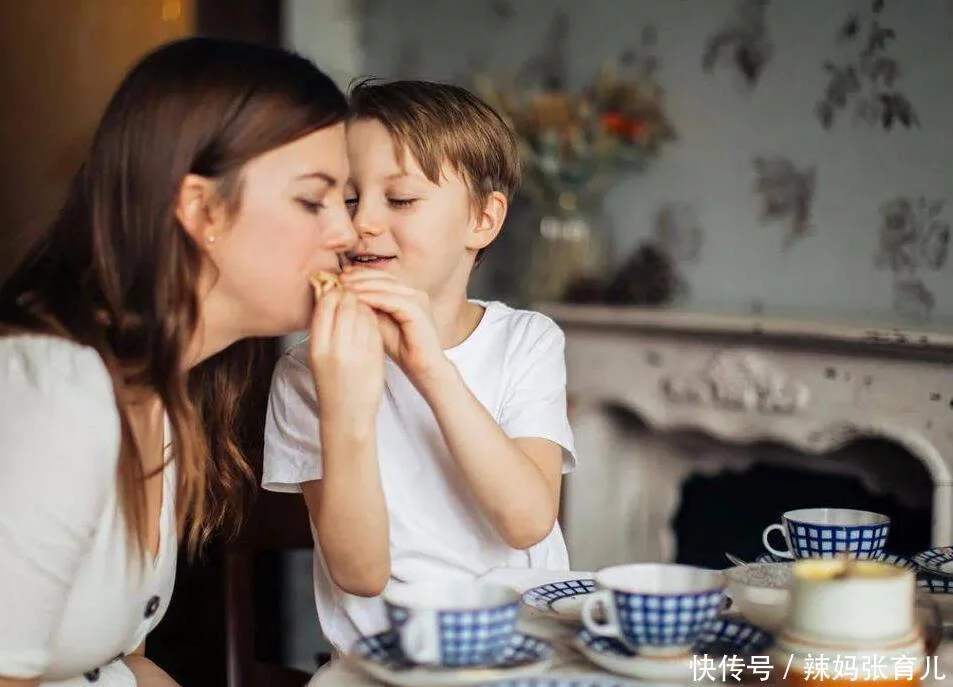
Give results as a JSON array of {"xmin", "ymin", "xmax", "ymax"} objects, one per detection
[{"xmin": 324, "ymin": 208, "xmax": 359, "ymax": 253}]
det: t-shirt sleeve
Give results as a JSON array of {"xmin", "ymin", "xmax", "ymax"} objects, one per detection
[
  {"xmin": 498, "ymin": 319, "xmax": 577, "ymax": 474},
  {"xmin": 262, "ymin": 350, "xmax": 323, "ymax": 493},
  {"xmin": 0, "ymin": 337, "xmax": 120, "ymax": 678}
]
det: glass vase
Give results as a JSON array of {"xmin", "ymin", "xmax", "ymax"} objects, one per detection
[{"xmin": 521, "ymin": 193, "xmax": 612, "ymax": 304}]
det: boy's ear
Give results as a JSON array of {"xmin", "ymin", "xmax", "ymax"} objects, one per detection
[
  {"xmin": 467, "ymin": 191, "xmax": 508, "ymax": 252},
  {"xmin": 175, "ymin": 174, "xmax": 229, "ymax": 248}
]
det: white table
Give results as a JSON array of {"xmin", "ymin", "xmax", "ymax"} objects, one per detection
[{"xmin": 308, "ymin": 568, "xmax": 953, "ymax": 686}]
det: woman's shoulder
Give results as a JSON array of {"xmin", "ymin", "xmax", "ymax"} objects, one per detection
[{"xmin": 0, "ymin": 333, "xmax": 118, "ymax": 423}]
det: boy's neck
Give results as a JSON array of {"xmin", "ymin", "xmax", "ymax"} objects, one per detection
[{"xmin": 430, "ymin": 293, "xmax": 485, "ymax": 351}]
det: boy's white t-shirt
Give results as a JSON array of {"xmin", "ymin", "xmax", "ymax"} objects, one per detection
[{"xmin": 262, "ymin": 300, "xmax": 577, "ymax": 653}]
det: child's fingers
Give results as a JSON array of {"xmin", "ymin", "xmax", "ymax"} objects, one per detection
[
  {"xmin": 339, "ymin": 269, "xmax": 411, "ymax": 290},
  {"xmin": 351, "ymin": 289, "xmax": 418, "ymax": 324}
]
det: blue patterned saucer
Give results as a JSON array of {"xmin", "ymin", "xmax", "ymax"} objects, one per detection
[
  {"xmin": 349, "ymin": 631, "xmax": 553, "ymax": 687},
  {"xmin": 574, "ymin": 617, "xmax": 774, "ymax": 681},
  {"xmin": 522, "ymin": 578, "xmax": 596, "ymax": 622},
  {"xmin": 578, "ymin": 616, "xmax": 774, "ymax": 659},
  {"xmin": 918, "ymin": 574, "xmax": 953, "ymax": 594},
  {"xmin": 755, "ymin": 551, "xmax": 917, "ymax": 570},
  {"xmin": 913, "ymin": 549, "xmax": 953, "ymax": 601},
  {"xmin": 913, "ymin": 547, "xmax": 953, "ymax": 579}
]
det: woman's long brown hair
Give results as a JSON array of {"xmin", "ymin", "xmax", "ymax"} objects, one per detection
[{"xmin": 0, "ymin": 37, "xmax": 347, "ymax": 557}]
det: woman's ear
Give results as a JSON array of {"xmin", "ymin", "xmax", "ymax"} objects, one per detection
[
  {"xmin": 466, "ymin": 191, "xmax": 508, "ymax": 252},
  {"xmin": 175, "ymin": 174, "xmax": 227, "ymax": 247}
]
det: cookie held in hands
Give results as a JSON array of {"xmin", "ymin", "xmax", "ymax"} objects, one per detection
[{"xmin": 309, "ymin": 271, "xmax": 342, "ymax": 298}]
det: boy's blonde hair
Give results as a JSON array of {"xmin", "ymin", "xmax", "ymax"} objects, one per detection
[{"xmin": 348, "ymin": 78, "xmax": 521, "ymax": 261}]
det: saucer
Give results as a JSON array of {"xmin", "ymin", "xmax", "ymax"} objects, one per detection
[
  {"xmin": 913, "ymin": 547, "xmax": 953, "ymax": 578},
  {"xmin": 755, "ymin": 551, "xmax": 917, "ymax": 570},
  {"xmin": 474, "ymin": 675, "xmax": 640, "ymax": 687},
  {"xmin": 348, "ymin": 630, "xmax": 552, "ymax": 687},
  {"xmin": 574, "ymin": 617, "xmax": 774, "ymax": 682},
  {"xmin": 771, "ymin": 626, "xmax": 925, "ymax": 681},
  {"xmin": 522, "ymin": 578, "xmax": 596, "ymax": 622}
]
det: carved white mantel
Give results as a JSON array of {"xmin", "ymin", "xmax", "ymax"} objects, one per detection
[{"xmin": 540, "ymin": 304, "xmax": 953, "ymax": 569}]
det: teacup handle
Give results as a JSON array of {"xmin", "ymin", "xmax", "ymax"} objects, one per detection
[
  {"xmin": 762, "ymin": 523, "xmax": 794, "ymax": 559},
  {"xmin": 581, "ymin": 589, "xmax": 626, "ymax": 642},
  {"xmin": 397, "ymin": 610, "xmax": 440, "ymax": 665}
]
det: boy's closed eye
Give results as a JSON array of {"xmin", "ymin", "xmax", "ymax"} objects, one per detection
[{"xmin": 343, "ymin": 195, "xmax": 419, "ymax": 209}]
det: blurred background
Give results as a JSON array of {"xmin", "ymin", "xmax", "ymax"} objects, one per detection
[{"xmin": 1, "ymin": 1, "xmax": 950, "ymax": 684}]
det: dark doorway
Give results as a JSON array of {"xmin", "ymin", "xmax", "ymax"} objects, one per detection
[{"xmin": 673, "ymin": 440, "xmax": 933, "ymax": 570}]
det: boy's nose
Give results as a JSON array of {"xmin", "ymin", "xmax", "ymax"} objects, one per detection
[
  {"xmin": 354, "ymin": 219, "xmax": 384, "ymax": 237},
  {"xmin": 352, "ymin": 202, "xmax": 385, "ymax": 237}
]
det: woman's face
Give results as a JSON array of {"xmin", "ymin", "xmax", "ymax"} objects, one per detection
[{"xmin": 203, "ymin": 123, "xmax": 356, "ymax": 338}]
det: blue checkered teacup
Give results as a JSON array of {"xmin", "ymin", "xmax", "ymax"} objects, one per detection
[
  {"xmin": 762, "ymin": 508, "xmax": 890, "ymax": 560},
  {"xmin": 580, "ymin": 563, "xmax": 726, "ymax": 658},
  {"xmin": 382, "ymin": 581, "xmax": 521, "ymax": 667}
]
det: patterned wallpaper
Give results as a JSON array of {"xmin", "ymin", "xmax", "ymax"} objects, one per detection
[{"xmin": 290, "ymin": 0, "xmax": 953, "ymax": 327}]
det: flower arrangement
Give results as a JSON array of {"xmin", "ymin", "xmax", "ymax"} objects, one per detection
[{"xmin": 474, "ymin": 59, "xmax": 677, "ymax": 213}]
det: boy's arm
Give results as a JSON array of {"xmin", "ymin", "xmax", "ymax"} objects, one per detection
[
  {"xmin": 344, "ymin": 271, "xmax": 572, "ymax": 550},
  {"xmin": 418, "ymin": 358, "xmax": 565, "ymax": 550},
  {"xmin": 263, "ymin": 291, "xmax": 390, "ymax": 596}
]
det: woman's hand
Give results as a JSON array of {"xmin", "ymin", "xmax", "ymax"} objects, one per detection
[{"xmin": 308, "ymin": 288, "xmax": 385, "ymax": 431}]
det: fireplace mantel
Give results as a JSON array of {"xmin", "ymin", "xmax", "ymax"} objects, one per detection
[{"xmin": 540, "ymin": 304, "xmax": 953, "ymax": 559}]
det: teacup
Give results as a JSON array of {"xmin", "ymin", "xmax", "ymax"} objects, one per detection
[
  {"xmin": 762, "ymin": 508, "xmax": 889, "ymax": 560},
  {"xmin": 580, "ymin": 563, "xmax": 726, "ymax": 658},
  {"xmin": 382, "ymin": 581, "xmax": 520, "ymax": 667},
  {"xmin": 786, "ymin": 558, "xmax": 916, "ymax": 643}
]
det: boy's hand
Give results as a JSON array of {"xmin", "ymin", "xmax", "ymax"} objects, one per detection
[
  {"xmin": 339, "ymin": 269, "xmax": 448, "ymax": 385},
  {"xmin": 308, "ymin": 288, "xmax": 385, "ymax": 432}
]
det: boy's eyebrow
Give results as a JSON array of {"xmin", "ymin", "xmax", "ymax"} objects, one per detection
[
  {"xmin": 385, "ymin": 171, "xmax": 426, "ymax": 181},
  {"xmin": 293, "ymin": 172, "xmax": 339, "ymax": 187}
]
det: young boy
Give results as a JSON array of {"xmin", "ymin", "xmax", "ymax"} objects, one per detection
[{"xmin": 262, "ymin": 79, "xmax": 577, "ymax": 654}]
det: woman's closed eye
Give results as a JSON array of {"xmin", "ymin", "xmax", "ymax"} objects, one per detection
[
  {"xmin": 388, "ymin": 197, "xmax": 417, "ymax": 208},
  {"xmin": 296, "ymin": 197, "xmax": 325, "ymax": 214}
]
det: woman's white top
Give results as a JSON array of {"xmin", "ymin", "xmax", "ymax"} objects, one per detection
[{"xmin": 0, "ymin": 335, "xmax": 178, "ymax": 685}]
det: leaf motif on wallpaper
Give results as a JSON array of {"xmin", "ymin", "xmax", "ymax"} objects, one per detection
[
  {"xmin": 874, "ymin": 196, "xmax": 949, "ymax": 322},
  {"xmin": 874, "ymin": 196, "xmax": 951, "ymax": 275},
  {"xmin": 892, "ymin": 278, "xmax": 935, "ymax": 323},
  {"xmin": 752, "ymin": 156, "xmax": 817, "ymax": 249},
  {"xmin": 490, "ymin": 0, "xmax": 514, "ymax": 21},
  {"xmin": 815, "ymin": 0, "xmax": 919, "ymax": 130},
  {"xmin": 653, "ymin": 202, "xmax": 704, "ymax": 263},
  {"xmin": 621, "ymin": 24, "xmax": 661, "ymax": 82},
  {"xmin": 702, "ymin": 0, "xmax": 773, "ymax": 88}
]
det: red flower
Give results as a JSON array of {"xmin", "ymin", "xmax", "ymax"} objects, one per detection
[
  {"xmin": 601, "ymin": 112, "xmax": 648, "ymax": 142},
  {"xmin": 601, "ymin": 112, "xmax": 628, "ymax": 136}
]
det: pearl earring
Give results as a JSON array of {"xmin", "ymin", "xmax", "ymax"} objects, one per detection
[{"xmin": 206, "ymin": 235, "xmax": 216, "ymax": 244}]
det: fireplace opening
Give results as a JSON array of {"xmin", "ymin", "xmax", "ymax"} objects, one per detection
[{"xmin": 673, "ymin": 438, "xmax": 933, "ymax": 569}]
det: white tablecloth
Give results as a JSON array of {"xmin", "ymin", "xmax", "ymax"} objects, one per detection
[{"xmin": 307, "ymin": 568, "xmax": 953, "ymax": 686}]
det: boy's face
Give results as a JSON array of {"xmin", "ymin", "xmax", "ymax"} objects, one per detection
[{"xmin": 344, "ymin": 118, "xmax": 485, "ymax": 300}]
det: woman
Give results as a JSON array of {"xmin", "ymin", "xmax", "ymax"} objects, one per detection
[{"xmin": 0, "ymin": 37, "xmax": 384, "ymax": 685}]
